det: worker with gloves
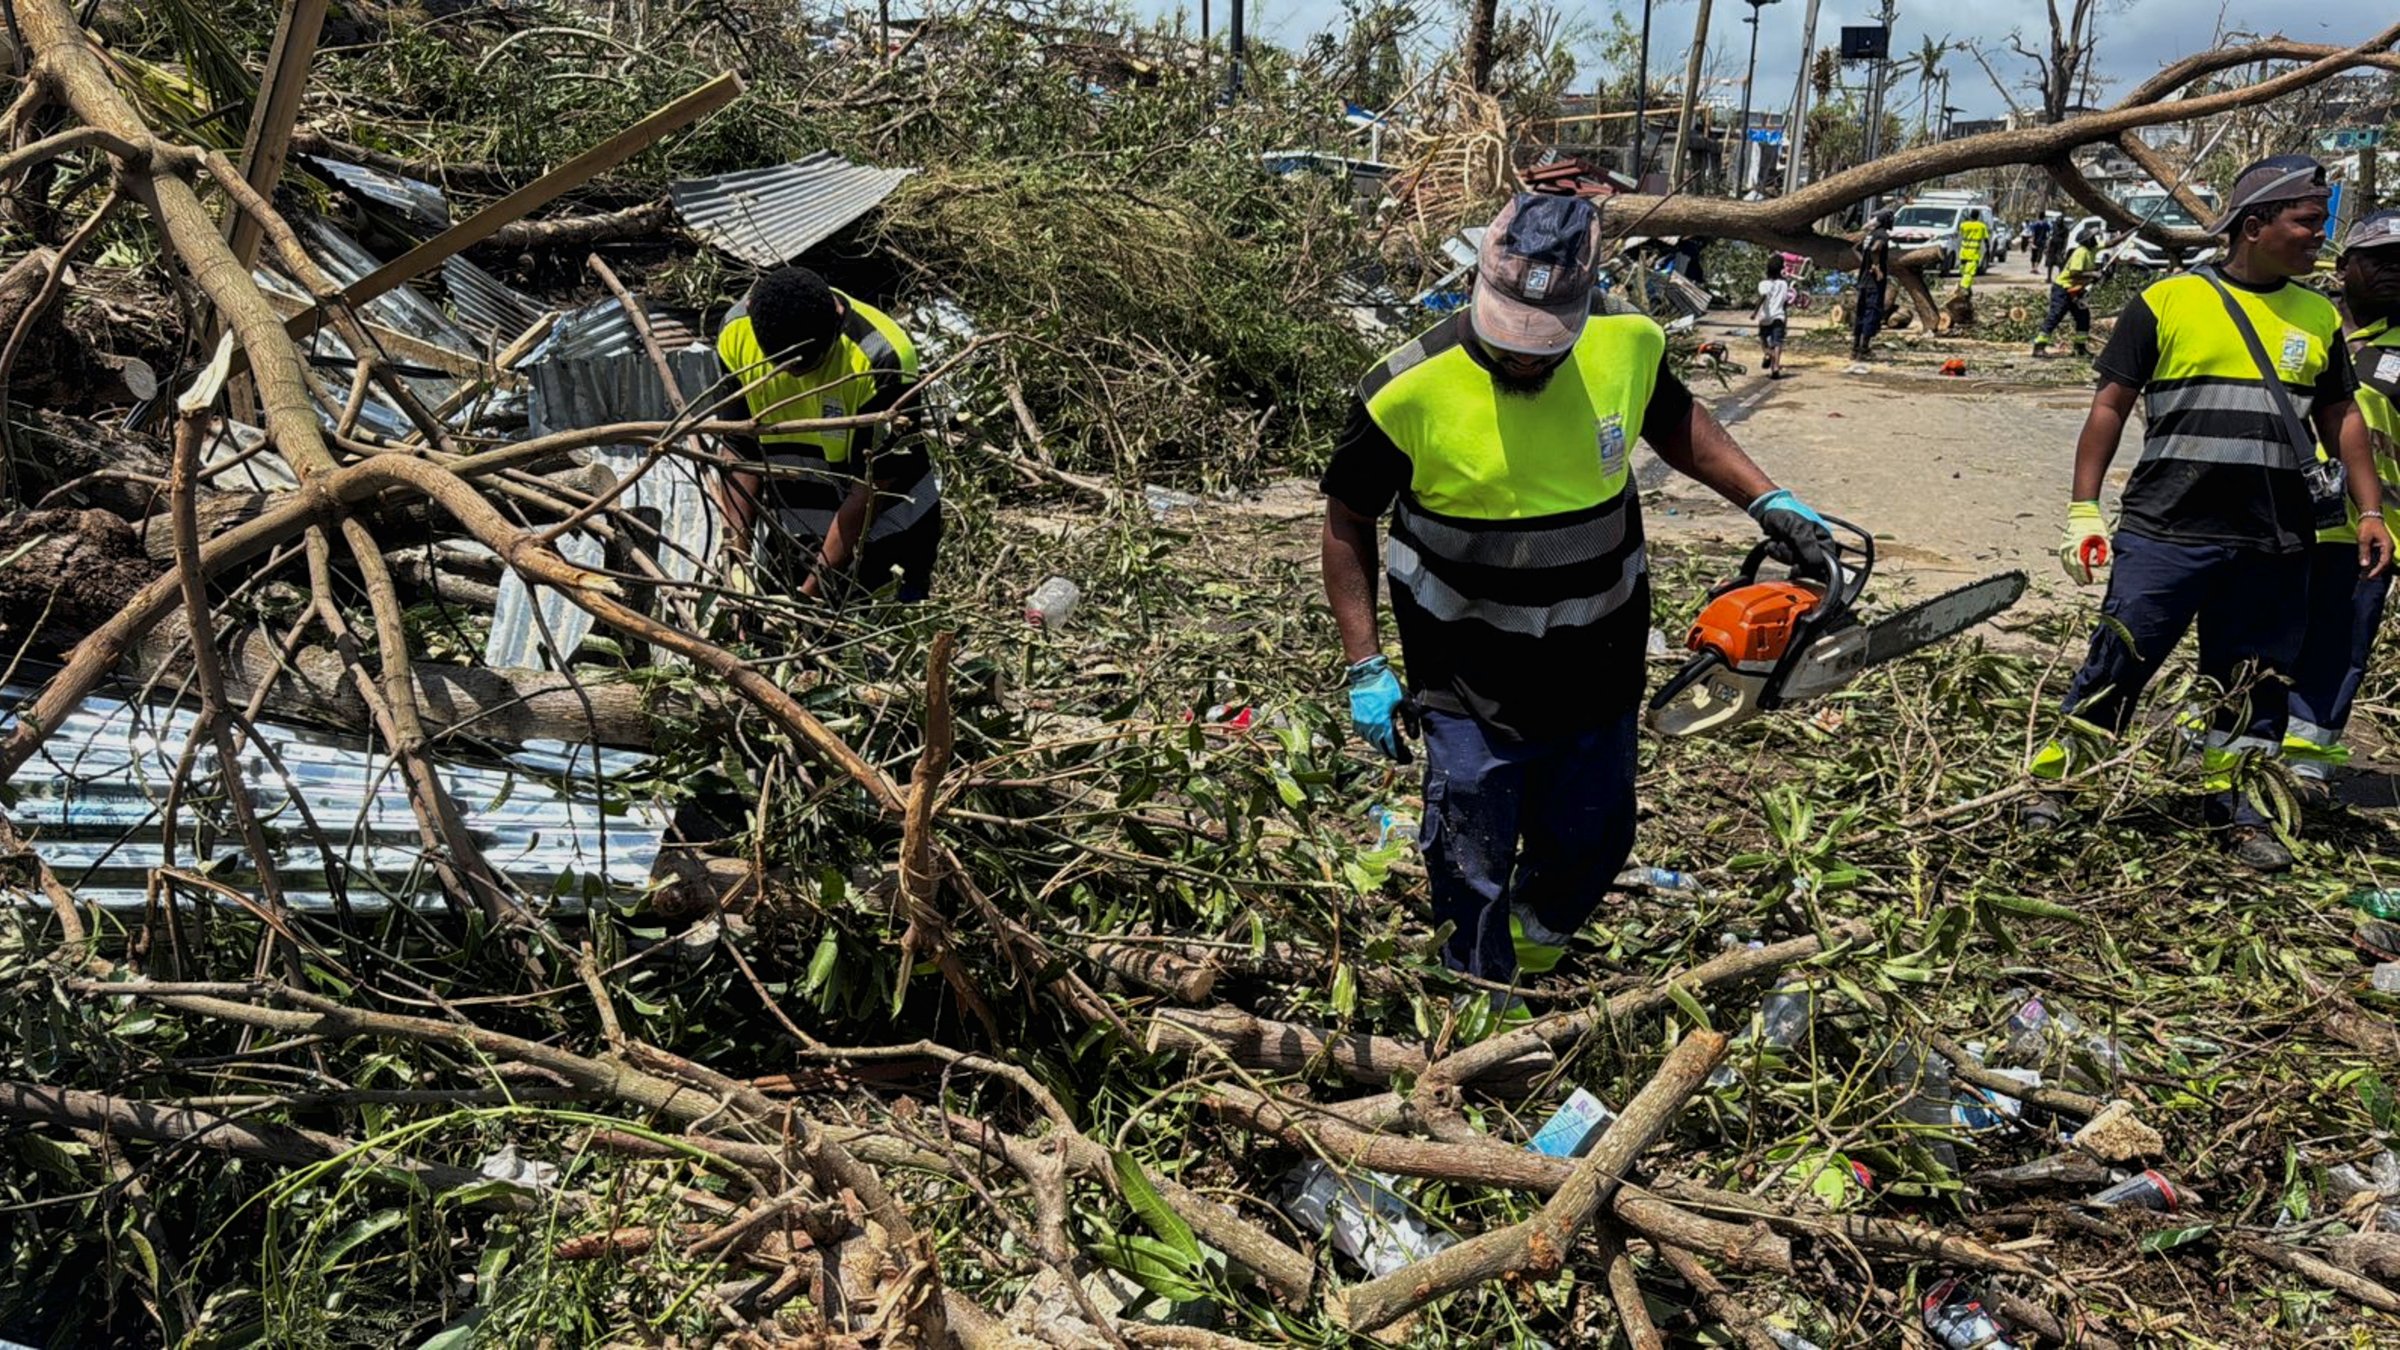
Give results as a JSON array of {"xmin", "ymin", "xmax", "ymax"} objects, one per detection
[
  {"xmin": 1320, "ymin": 192, "xmax": 1836, "ymax": 1003},
  {"xmin": 2032, "ymin": 224, "xmax": 2102, "ymax": 357},
  {"xmin": 717, "ymin": 265, "xmax": 939, "ymax": 601},
  {"xmin": 1956, "ymin": 213, "xmax": 1990, "ymax": 292},
  {"xmin": 2035, "ymin": 157, "xmax": 2392, "ymax": 871},
  {"xmin": 2287, "ymin": 210, "xmax": 2400, "ymax": 790}
]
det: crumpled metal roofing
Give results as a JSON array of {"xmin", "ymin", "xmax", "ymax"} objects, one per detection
[
  {"xmin": 307, "ymin": 154, "xmax": 451, "ymax": 231},
  {"xmin": 3, "ymin": 685, "xmax": 666, "ymax": 912},
  {"xmin": 484, "ymin": 331, "xmax": 727, "ymax": 671},
  {"xmin": 443, "ymin": 254, "xmax": 549, "ymax": 344},
  {"xmin": 527, "ymin": 296, "xmax": 705, "ymax": 364},
  {"xmin": 669, "ymin": 150, "xmax": 917, "ymax": 267}
]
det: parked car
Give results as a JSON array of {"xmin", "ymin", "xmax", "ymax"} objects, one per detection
[{"xmin": 1887, "ymin": 192, "xmax": 1996, "ymax": 276}]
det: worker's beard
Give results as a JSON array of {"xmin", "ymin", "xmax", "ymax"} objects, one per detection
[{"xmin": 1492, "ymin": 363, "xmax": 1562, "ymax": 396}]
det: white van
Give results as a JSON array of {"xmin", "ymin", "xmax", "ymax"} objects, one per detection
[{"xmin": 1888, "ymin": 192, "xmax": 1995, "ymax": 274}]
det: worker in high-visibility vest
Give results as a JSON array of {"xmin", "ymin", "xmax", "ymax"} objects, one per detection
[
  {"xmin": 1956, "ymin": 214, "xmax": 1990, "ymax": 292},
  {"xmin": 2287, "ymin": 210, "xmax": 2400, "ymax": 793},
  {"xmin": 2032, "ymin": 157, "xmax": 2393, "ymax": 872}
]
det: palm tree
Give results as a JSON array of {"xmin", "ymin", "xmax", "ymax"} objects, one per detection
[{"xmin": 1905, "ymin": 36, "xmax": 1951, "ymax": 142}]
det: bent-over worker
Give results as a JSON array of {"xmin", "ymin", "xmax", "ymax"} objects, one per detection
[
  {"xmin": 1319, "ymin": 193, "xmax": 1837, "ymax": 1002},
  {"xmin": 717, "ymin": 265, "xmax": 940, "ymax": 601},
  {"xmin": 2035, "ymin": 157, "xmax": 2393, "ymax": 870}
]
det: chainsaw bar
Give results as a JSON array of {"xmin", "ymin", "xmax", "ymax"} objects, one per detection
[{"xmin": 1775, "ymin": 570, "xmax": 2028, "ymax": 702}]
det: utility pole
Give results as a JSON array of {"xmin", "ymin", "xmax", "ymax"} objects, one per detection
[
  {"xmin": 1226, "ymin": 0, "xmax": 1244, "ymax": 100},
  {"xmin": 1860, "ymin": 0, "xmax": 1897, "ymax": 216},
  {"xmin": 1671, "ymin": 0, "xmax": 1715, "ymax": 187},
  {"xmin": 1630, "ymin": 0, "xmax": 1655, "ymax": 180},
  {"xmin": 1783, "ymin": 0, "xmax": 1821, "ymax": 193},
  {"xmin": 1736, "ymin": 0, "xmax": 1780, "ymax": 197}
]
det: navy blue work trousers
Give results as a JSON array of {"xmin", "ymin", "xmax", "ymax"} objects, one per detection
[
  {"xmin": 1418, "ymin": 708, "xmax": 1638, "ymax": 981},
  {"xmin": 2288, "ymin": 541, "xmax": 2393, "ymax": 761},
  {"xmin": 2060, "ymin": 529, "xmax": 2310, "ymax": 826}
]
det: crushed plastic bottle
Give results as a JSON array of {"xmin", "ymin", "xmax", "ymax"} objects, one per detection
[
  {"xmin": 1365, "ymin": 803, "xmax": 1401, "ymax": 849},
  {"xmin": 1279, "ymin": 1161, "xmax": 1454, "ymax": 1278},
  {"xmin": 1922, "ymin": 1278, "xmax": 2021, "ymax": 1350},
  {"xmin": 2326, "ymin": 1149, "xmax": 2400, "ymax": 1233},
  {"xmin": 2086, "ymin": 1169, "xmax": 2180, "ymax": 1211},
  {"xmin": 1024, "ymin": 576, "xmax": 1081, "ymax": 629},
  {"xmin": 1769, "ymin": 1329, "xmax": 1828, "ymax": 1350},
  {"xmin": 1757, "ymin": 981, "xmax": 1813, "ymax": 1049},
  {"xmin": 2000, "ymin": 987, "xmax": 2125, "ymax": 1088},
  {"xmin": 1527, "ymin": 1088, "xmax": 1618, "ymax": 1159},
  {"xmin": 2350, "ymin": 889, "xmax": 2400, "ymax": 922},
  {"xmin": 1616, "ymin": 865, "xmax": 1705, "ymax": 892},
  {"xmin": 2374, "ymin": 962, "xmax": 2400, "ymax": 994},
  {"xmin": 1887, "ymin": 1039, "xmax": 1960, "ymax": 1174}
]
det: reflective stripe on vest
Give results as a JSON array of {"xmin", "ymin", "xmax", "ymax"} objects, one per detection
[
  {"xmin": 2133, "ymin": 271, "xmax": 2340, "ymax": 471},
  {"xmin": 770, "ymin": 468, "xmax": 942, "ymax": 543},
  {"xmin": 1387, "ymin": 532, "xmax": 1646, "ymax": 638}
]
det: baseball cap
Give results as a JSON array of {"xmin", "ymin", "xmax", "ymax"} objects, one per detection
[
  {"xmin": 2208, "ymin": 154, "xmax": 2330, "ymax": 234},
  {"xmin": 2343, "ymin": 209, "xmax": 2400, "ymax": 257},
  {"xmin": 1470, "ymin": 193, "xmax": 1602, "ymax": 356}
]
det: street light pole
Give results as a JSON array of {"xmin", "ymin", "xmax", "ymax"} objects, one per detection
[
  {"xmin": 1735, "ymin": 0, "xmax": 1779, "ymax": 197},
  {"xmin": 1783, "ymin": 0, "xmax": 1821, "ymax": 194},
  {"xmin": 1631, "ymin": 0, "xmax": 1655, "ymax": 180}
]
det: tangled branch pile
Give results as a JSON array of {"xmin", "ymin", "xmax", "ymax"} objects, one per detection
[{"xmin": 7, "ymin": 0, "xmax": 2400, "ymax": 1345}]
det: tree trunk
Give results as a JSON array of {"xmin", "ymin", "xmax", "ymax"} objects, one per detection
[{"xmin": 1462, "ymin": 0, "xmax": 1497, "ymax": 92}]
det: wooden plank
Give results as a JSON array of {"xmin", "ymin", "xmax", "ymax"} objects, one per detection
[
  {"xmin": 224, "ymin": 0, "xmax": 330, "ymax": 271},
  {"xmin": 283, "ymin": 73, "xmax": 743, "ymax": 347}
]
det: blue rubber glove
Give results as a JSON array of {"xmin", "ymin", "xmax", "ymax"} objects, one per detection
[
  {"xmin": 1746, "ymin": 487, "xmax": 1834, "ymax": 576},
  {"xmin": 1345, "ymin": 655, "xmax": 1408, "ymax": 760}
]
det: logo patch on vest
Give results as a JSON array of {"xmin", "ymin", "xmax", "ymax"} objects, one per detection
[
  {"xmin": 1597, "ymin": 413, "xmax": 1627, "ymax": 477},
  {"xmin": 2278, "ymin": 329, "xmax": 2310, "ymax": 379},
  {"xmin": 2378, "ymin": 351, "xmax": 2400, "ymax": 386}
]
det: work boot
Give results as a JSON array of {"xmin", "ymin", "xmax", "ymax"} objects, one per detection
[
  {"xmin": 2030, "ymin": 338, "xmax": 2051, "ymax": 358},
  {"xmin": 2015, "ymin": 791, "xmax": 2070, "ymax": 832},
  {"xmin": 1510, "ymin": 907, "xmax": 1571, "ymax": 975},
  {"xmin": 2222, "ymin": 826, "xmax": 2294, "ymax": 873}
]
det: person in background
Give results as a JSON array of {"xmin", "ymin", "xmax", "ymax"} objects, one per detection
[
  {"xmin": 1319, "ymin": 193, "xmax": 1835, "ymax": 1025},
  {"xmin": 1852, "ymin": 210, "xmax": 1894, "ymax": 362},
  {"xmin": 2045, "ymin": 215, "xmax": 2069, "ymax": 279},
  {"xmin": 2032, "ymin": 224, "xmax": 2103, "ymax": 359},
  {"xmin": 2033, "ymin": 157, "xmax": 2392, "ymax": 870},
  {"xmin": 2026, "ymin": 214, "xmax": 2053, "ymax": 274},
  {"xmin": 715, "ymin": 265, "xmax": 939, "ymax": 602},
  {"xmin": 1755, "ymin": 253, "xmax": 1793, "ymax": 380},
  {"xmin": 2286, "ymin": 210, "xmax": 2400, "ymax": 795},
  {"xmin": 1957, "ymin": 213, "xmax": 1991, "ymax": 292}
]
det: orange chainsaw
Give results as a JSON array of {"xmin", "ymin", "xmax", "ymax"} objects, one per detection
[{"xmin": 1648, "ymin": 517, "xmax": 2026, "ymax": 737}]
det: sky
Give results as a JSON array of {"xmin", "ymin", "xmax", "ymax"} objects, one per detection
[{"xmin": 1129, "ymin": 0, "xmax": 2394, "ymax": 124}]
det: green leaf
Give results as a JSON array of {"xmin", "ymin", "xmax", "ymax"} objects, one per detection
[
  {"xmin": 415, "ymin": 1310, "xmax": 486, "ymax": 1350},
  {"xmin": 804, "ymin": 930, "xmax": 841, "ymax": 996},
  {"xmin": 320, "ymin": 1209, "xmax": 410, "ymax": 1271},
  {"xmin": 1331, "ymin": 963, "xmax": 1358, "ymax": 1017},
  {"xmin": 1983, "ymin": 893, "xmax": 2085, "ymax": 923},
  {"xmin": 1110, "ymin": 1150, "xmax": 1202, "ymax": 1265},
  {"xmin": 1092, "ymin": 1232, "xmax": 1211, "ymax": 1305},
  {"xmin": 2139, "ymin": 1222, "xmax": 2216, "ymax": 1253},
  {"xmin": 1666, "ymin": 979, "xmax": 1713, "ymax": 1032}
]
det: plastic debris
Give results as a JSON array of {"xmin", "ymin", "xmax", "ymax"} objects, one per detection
[
  {"xmin": 1527, "ymin": 1088, "xmax": 1618, "ymax": 1159},
  {"xmin": 1280, "ymin": 1161, "xmax": 1453, "ymax": 1278},
  {"xmin": 477, "ymin": 1144, "xmax": 560, "ymax": 1191},
  {"xmin": 2086, "ymin": 1169, "xmax": 2180, "ymax": 1211},
  {"xmin": 2001, "ymin": 986, "xmax": 2125, "ymax": 1088},
  {"xmin": 1025, "ymin": 576, "xmax": 1082, "ymax": 629},
  {"xmin": 1617, "ymin": 865, "xmax": 1705, "ymax": 892},
  {"xmin": 1142, "ymin": 483, "xmax": 1203, "ymax": 519},
  {"xmin": 1887, "ymin": 1039, "xmax": 1961, "ymax": 1174},
  {"xmin": 2374, "ymin": 962, "xmax": 2400, "ymax": 994},
  {"xmin": 1922, "ymin": 1278, "xmax": 2021, "ymax": 1350},
  {"xmin": 2349, "ymin": 888, "xmax": 2400, "ymax": 921},
  {"xmin": 2074, "ymin": 1100, "xmax": 2166, "ymax": 1164}
]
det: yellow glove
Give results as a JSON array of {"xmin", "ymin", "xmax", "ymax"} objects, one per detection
[{"xmin": 2059, "ymin": 501, "xmax": 2110, "ymax": 586}]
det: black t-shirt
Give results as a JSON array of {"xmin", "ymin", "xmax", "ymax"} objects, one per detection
[
  {"xmin": 2097, "ymin": 281, "xmax": 2358, "ymax": 550},
  {"xmin": 1320, "ymin": 349, "xmax": 1694, "ymax": 740}
]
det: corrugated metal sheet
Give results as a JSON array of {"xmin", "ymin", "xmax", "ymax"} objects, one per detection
[
  {"xmin": 484, "ymin": 344, "xmax": 726, "ymax": 671},
  {"xmin": 306, "ymin": 154, "xmax": 451, "ymax": 231},
  {"xmin": 527, "ymin": 296, "xmax": 704, "ymax": 364},
  {"xmin": 670, "ymin": 151, "xmax": 917, "ymax": 267},
  {"xmin": 443, "ymin": 255, "xmax": 548, "ymax": 344},
  {"xmin": 3, "ymin": 685, "xmax": 666, "ymax": 912}
]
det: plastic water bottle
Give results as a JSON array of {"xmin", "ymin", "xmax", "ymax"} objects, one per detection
[
  {"xmin": 1280, "ymin": 1161, "xmax": 1452, "ymax": 1278},
  {"xmin": 1887, "ymin": 1039, "xmax": 1959, "ymax": 1174},
  {"xmin": 1617, "ymin": 865, "xmax": 1704, "ymax": 892},
  {"xmin": 2086, "ymin": 1170, "xmax": 2180, "ymax": 1211},
  {"xmin": 1024, "ymin": 576, "xmax": 1080, "ymax": 629},
  {"xmin": 1922, "ymin": 1278, "xmax": 2021, "ymax": 1350}
]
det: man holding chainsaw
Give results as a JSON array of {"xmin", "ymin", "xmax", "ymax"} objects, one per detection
[
  {"xmin": 1319, "ymin": 192, "xmax": 1836, "ymax": 993},
  {"xmin": 2039, "ymin": 157, "xmax": 2393, "ymax": 870}
]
